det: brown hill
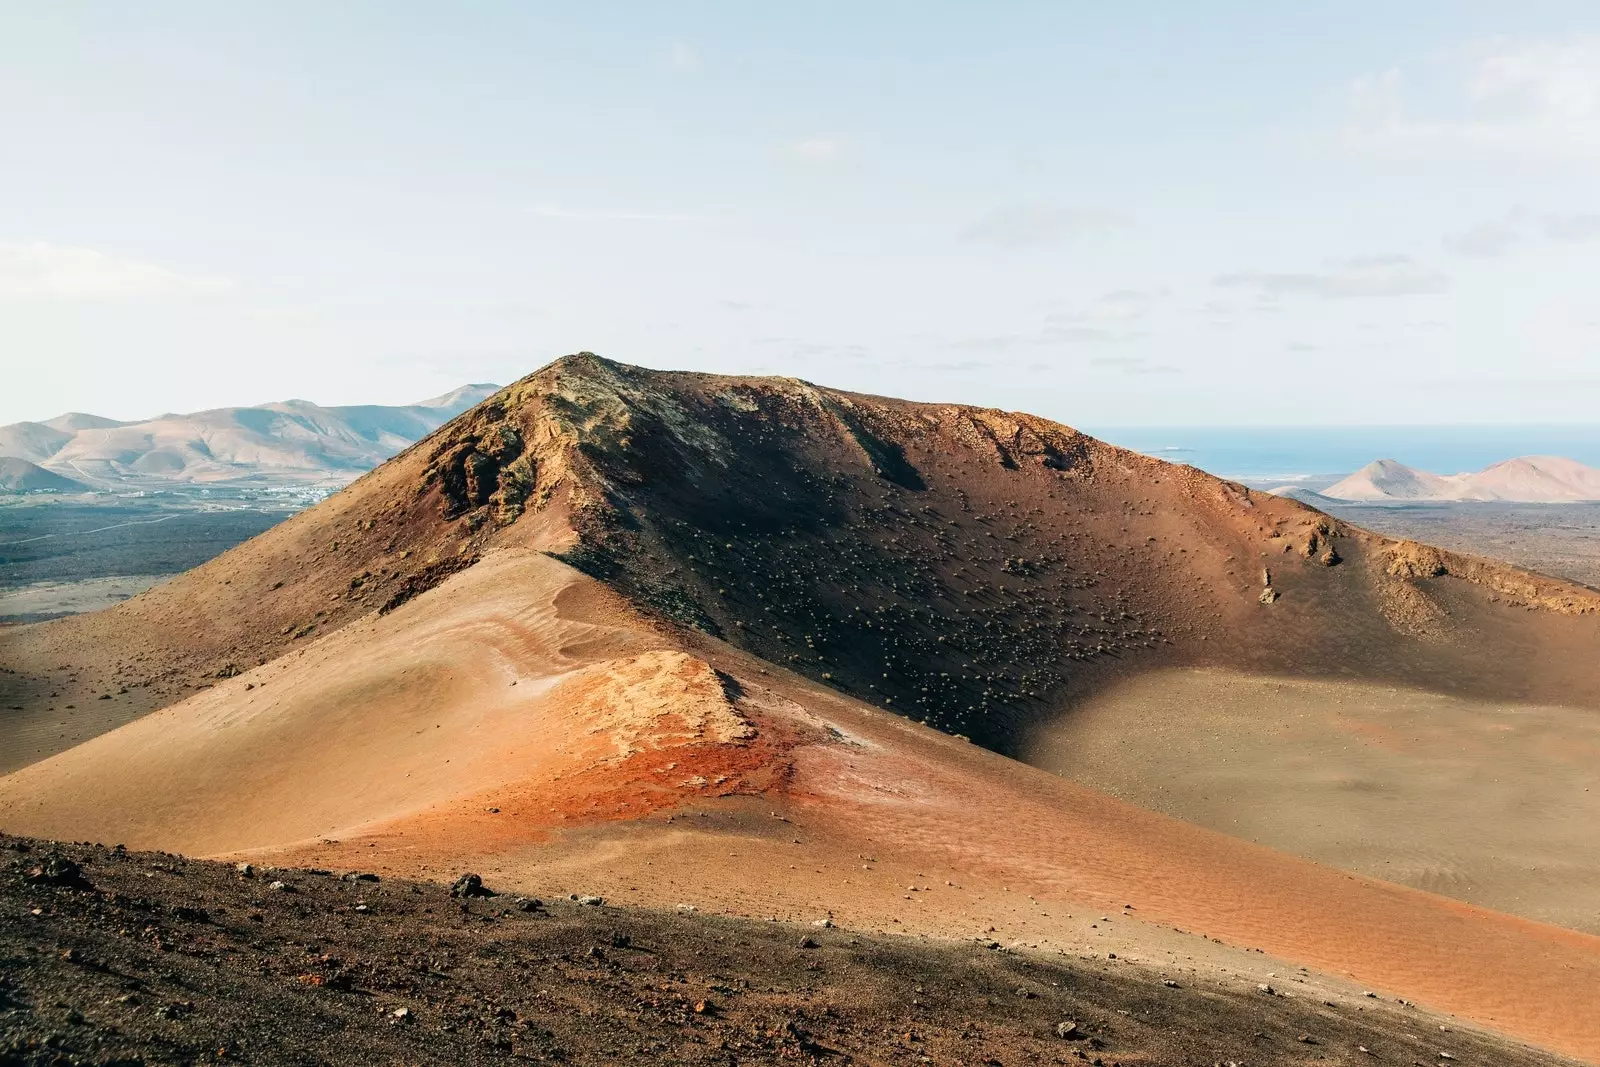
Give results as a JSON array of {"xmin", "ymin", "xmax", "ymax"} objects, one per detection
[
  {"xmin": 5, "ymin": 354, "xmax": 1597, "ymax": 766},
  {"xmin": 4, "ymin": 354, "xmax": 1600, "ymax": 1059},
  {"xmin": 0, "ymin": 456, "xmax": 86, "ymax": 492}
]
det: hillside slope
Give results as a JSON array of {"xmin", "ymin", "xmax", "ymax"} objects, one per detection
[
  {"xmin": 5, "ymin": 354, "xmax": 1598, "ymax": 766},
  {"xmin": 3, "ymin": 546, "xmax": 1599, "ymax": 1061},
  {"xmin": 5, "ymin": 836, "xmax": 1573, "ymax": 1067}
]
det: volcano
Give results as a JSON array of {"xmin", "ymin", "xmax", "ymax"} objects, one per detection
[{"xmin": 3, "ymin": 354, "xmax": 1599, "ymax": 1060}]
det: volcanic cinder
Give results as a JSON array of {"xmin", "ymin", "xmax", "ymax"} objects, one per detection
[{"xmin": 3, "ymin": 354, "xmax": 1599, "ymax": 1061}]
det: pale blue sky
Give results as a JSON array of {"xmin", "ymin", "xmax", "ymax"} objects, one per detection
[{"xmin": 3, "ymin": 2, "xmax": 1599, "ymax": 426}]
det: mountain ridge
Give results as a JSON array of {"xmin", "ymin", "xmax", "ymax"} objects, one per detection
[
  {"xmin": 0, "ymin": 383, "xmax": 500, "ymax": 488},
  {"xmin": 1325, "ymin": 454, "xmax": 1600, "ymax": 502}
]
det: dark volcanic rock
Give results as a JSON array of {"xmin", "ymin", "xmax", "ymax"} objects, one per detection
[
  {"xmin": 449, "ymin": 872, "xmax": 495, "ymax": 898},
  {"xmin": 21, "ymin": 853, "xmax": 92, "ymax": 891}
]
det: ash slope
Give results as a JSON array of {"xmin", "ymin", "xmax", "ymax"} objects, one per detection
[{"xmin": 5, "ymin": 353, "xmax": 1600, "ymax": 766}]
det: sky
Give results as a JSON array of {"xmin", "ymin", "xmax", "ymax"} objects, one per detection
[{"xmin": 3, "ymin": 2, "xmax": 1599, "ymax": 428}]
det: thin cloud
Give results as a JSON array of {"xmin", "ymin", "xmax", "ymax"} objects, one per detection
[
  {"xmin": 668, "ymin": 41, "xmax": 699, "ymax": 72},
  {"xmin": 944, "ymin": 323, "xmax": 1117, "ymax": 352},
  {"xmin": 895, "ymin": 359, "xmax": 986, "ymax": 373},
  {"xmin": 960, "ymin": 203, "xmax": 1126, "ymax": 248},
  {"xmin": 781, "ymin": 137, "xmax": 844, "ymax": 163},
  {"xmin": 1214, "ymin": 255, "xmax": 1450, "ymax": 299},
  {"xmin": 1438, "ymin": 210, "xmax": 1600, "ymax": 257},
  {"xmin": 1444, "ymin": 221, "xmax": 1519, "ymax": 258},
  {"xmin": 527, "ymin": 203, "xmax": 698, "ymax": 223},
  {"xmin": 0, "ymin": 242, "xmax": 230, "ymax": 299},
  {"xmin": 1049, "ymin": 287, "xmax": 1171, "ymax": 324},
  {"xmin": 1342, "ymin": 37, "xmax": 1600, "ymax": 160},
  {"xmin": 1543, "ymin": 212, "xmax": 1600, "ymax": 241},
  {"xmin": 1090, "ymin": 356, "xmax": 1181, "ymax": 375}
]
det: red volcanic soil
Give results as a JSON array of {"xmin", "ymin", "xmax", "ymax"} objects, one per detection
[
  {"xmin": 3, "ymin": 552, "xmax": 1598, "ymax": 1060},
  {"xmin": 5, "ymin": 355, "xmax": 1600, "ymax": 1060}
]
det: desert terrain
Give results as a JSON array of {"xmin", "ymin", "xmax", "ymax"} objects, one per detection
[
  {"xmin": 1026, "ymin": 667, "xmax": 1600, "ymax": 932},
  {"xmin": 3, "ymin": 355, "xmax": 1599, "ymax": 1061}
]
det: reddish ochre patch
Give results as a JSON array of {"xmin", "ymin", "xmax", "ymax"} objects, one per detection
[
  {"xmin": 413, "ymin": 717, "xmax": 805, "ymax": 843},
  {"xmin": 352, "ymin": 651, "xmax": 813, "ymax": 849}
]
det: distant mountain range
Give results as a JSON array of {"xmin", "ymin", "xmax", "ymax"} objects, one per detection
[
  {"xmin": 1307, "ymin": 456, "xmax": 1600, "ymax": 503},
  {"xmin": 0, "ymin": 457, "xmax": 87, "ymax": 492},
  {"xmin": 0, "ymin": 384, "xmax": 500, "ymax": 490}
]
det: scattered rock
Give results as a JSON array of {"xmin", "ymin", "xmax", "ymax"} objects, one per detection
[
  {"xmin": 23, "ymin": 854, "xmax": 92, "ymax": 891},
  {"xmin": 450, "ymin": 873, "xmax": 495, "ymax": 898},
  {"xmin": 1056, "ymin": 1020, "xmax": 1083, "ymax": 1039}
]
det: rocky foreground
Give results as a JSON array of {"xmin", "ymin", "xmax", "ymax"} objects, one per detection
[{"xmin": 0, "ymin": 836, "xmax": 1569, "ymax": 1067}]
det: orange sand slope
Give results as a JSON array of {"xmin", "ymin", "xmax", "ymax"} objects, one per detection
[{"xmin": 3, "ymin": 549, "xmax": 1597, "ymax": 1062}]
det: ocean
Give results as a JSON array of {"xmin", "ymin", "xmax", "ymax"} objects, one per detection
[{"xmin": 1084, "ymin": 425, "xmax": 1600, "ymax": 490}]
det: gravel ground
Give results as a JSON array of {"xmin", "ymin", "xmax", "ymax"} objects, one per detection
[{"xmin": 0, "ymin": 835, "xmax": 1572, "ymax": 1067}]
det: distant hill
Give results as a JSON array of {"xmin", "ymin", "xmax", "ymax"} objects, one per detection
[
  {"xmin": 0, "ymin": 422, "xmax": 75, "ymax": 465},
  {"xmin": 1324, "ymin": 455, "xmax": 1600, "ymax": 503},
  {"xmin": 0, "ymin": 384, "xmax": 500, "ymax": 488},
  {"xmin": 42, "ymin": 413, "xmax": 127, "ymax": 434},
  {"xmin": 1267, "ymin": 485, "xmax": 1344, "ymax": 506},
  {"xmin": 0, "ymin": 456, "xmax": 87, "ymax": 492}
]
